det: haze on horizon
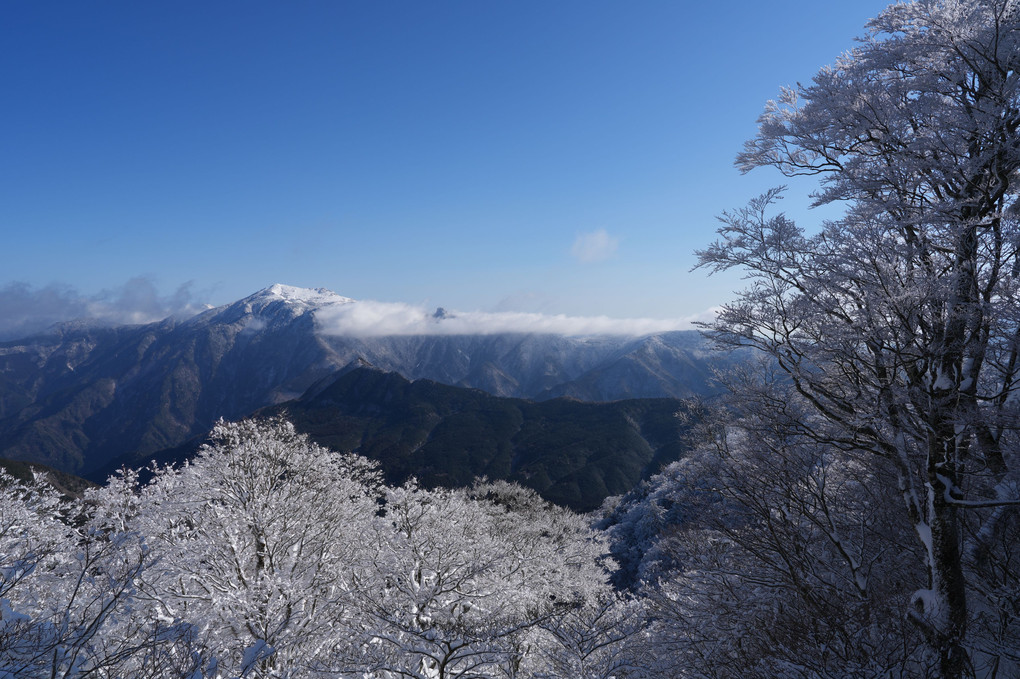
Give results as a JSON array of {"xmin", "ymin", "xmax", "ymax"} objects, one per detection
[{"xmin": 2, "ymin": 1, "xmax": 890, "ymax": 335}]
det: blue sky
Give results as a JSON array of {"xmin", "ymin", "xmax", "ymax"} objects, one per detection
[{"xmin": 2, "ymin": 1, "xmax": 892, "ymax": 333}]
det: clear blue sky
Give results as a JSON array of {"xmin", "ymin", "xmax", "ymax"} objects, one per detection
[{"xmin": 2, "ymin": 1, "xmax": 892, "ymax": 329}]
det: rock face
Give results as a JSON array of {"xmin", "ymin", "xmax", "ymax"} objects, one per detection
[{"xmin": 0, "ymin": 285, "xmax": 730, "ymax": 478}]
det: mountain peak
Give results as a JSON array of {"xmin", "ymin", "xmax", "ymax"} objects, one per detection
[
  {"xmin": 184, "ymin": 285, "xmax": 355, "ymax": 328},
  {"xmin": 257, "ymin": 284, "xmax": 354, "ymax": 307}
]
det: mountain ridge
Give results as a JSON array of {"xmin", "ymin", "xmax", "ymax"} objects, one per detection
[
  {"xmin": 99, "ymin": 366, "xmax": 693, "ymax": 511},
  {"xmin": 0, "ymin": 285, "xmax": 732, "ymax": 477}
]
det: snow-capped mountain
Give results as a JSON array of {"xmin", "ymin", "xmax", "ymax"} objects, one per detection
[{"xmin": 0, "ymin": 285, "xmax": 732, "ymax": 477}]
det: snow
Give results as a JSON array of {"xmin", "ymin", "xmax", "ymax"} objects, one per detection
[
  {"xmin": 0, "ymin": 598, "xmax": 30, "ymax": 626},
  {"xmin": 932, "ymin": 369, "xmax": 954, "ymax": 391},
  {"xmin": 239, "ymin": 639, "xmax": 275, "ymax": 675},
  {"xmin": 260, "ymin": 283, "xmax": 354, "ymax": 307},
  {"xmin": 915, "ymin": 519, "xmax": 933, "ymax": 568},
  {"xmin": 911, "ymin": 588, "xmax": 939, "ymax": 617}
]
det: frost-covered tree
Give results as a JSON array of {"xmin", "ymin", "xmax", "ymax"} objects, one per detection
[
  {"xmin": 531, "ymin": 591, "xmax": 650, "ymax": 679},
  {"xmin": 124, "ymin": 417, "xmax": 385, "ymax": 678},
  {"xmin": 356, "ymin": 480, "xmax": 613, "ymax": 679},
  {"xmin": 697, "ymin": 1, "xmax": 1020, "ymax": 676},
  {"xmin": 645, "ymin": 369, "xmax": 930, "ymax": 677},
  {"xmin": 2, "ymin": 419, "xmax": 639, "ymax": 678},
  {"xmin": 596, "ymin": 446, "xmax": 724, "ymax": 590},
  {"xmin": 0, "ymin": 470, "xmax": 202, "ymax": 678}
]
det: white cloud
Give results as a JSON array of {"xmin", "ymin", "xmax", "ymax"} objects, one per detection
[
  {"xmin": 0, "ymin": 278, "xmax": 206, "ymax": 340},
  {"xmin": 685, "ymin": 305, "xmax": 724, "ymax": 326},
  {"xmin": 570, "ymin": 229, "xmax": 619, "ymax": 262},
  {"xmin": 314, "ymin": 299, "xmax": 701, "ymax": 337}
]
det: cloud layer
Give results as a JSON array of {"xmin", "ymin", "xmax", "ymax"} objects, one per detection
[
  {"xmin": 0, "ymin": 278, "xmax": 205, "ymax": 341},
  {"xmin": 570, "ymin": 229, "xmax": 619, "ymax": 262},
  {"xmin": 315, "ymin": 299, "xmax": 706, "ymax": 337}
]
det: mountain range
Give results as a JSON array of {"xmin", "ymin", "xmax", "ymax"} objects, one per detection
[{"xmin": 0, "ymin": 284, "xmax": 731, "ymax": 481}]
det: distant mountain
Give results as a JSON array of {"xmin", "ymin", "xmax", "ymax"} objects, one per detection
[
  {"xmin": 103, "ymin": 367, "xmax": 693, "ymax": 512},
  {"xmin": 0, "ymin": 284, "xmax": 732, "ymax": 478},
  {"xmin": 0, "ymin": 286, "xmax": 342, "ymax": 476}
]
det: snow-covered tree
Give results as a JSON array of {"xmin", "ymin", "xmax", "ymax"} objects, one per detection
[
  {"xmin": 531, "ymin": 591, "xmax": 650, "ymax": 679},
  {"xmin": 0, "ymin": 470, "xmax": 201, "ymax": 678},
  {"xmin": 596, "ymin": 442, "xmax": 724, "ymax": 590},
  {"xmin": 125, "ymin": 416, "xmax": 384, "ymax": 678},
  {"xmin": 697, "ymin": 1, "xmax": 1020, "ymax": 675},
  {"xmin": 1, "ymin": 418, "xmax": 642, "ymax": 678},
  {"xmin": 645, "ymin": 370, "xmax": 931, "ymax": 677},
  {"xmin": 356, "ymin": 480, "xmax": 613, "ymax": 679}
]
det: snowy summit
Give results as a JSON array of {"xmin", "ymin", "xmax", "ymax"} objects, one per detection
[
  {"xmin": 226, "ymin": 284, "xmax": 356, "ymax": 323},
  {"xmin": 259, "ymin": 284, "xmax": 354, "ymax": 308}
]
